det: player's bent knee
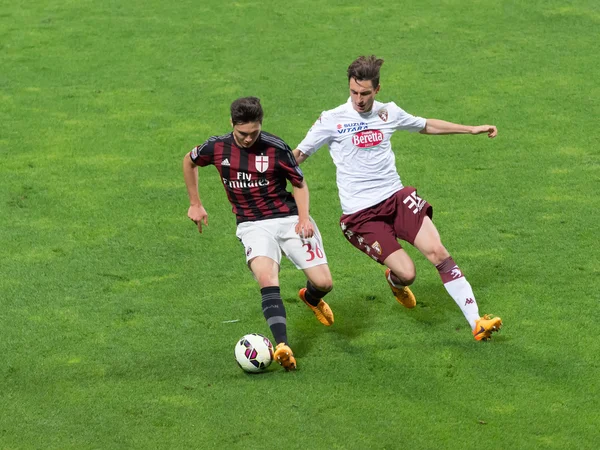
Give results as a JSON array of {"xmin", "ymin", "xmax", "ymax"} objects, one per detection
[
  {"xmin": 305, "ymin": 265, "xmax": 333, "ymax": 292},
  {"xmin": 255, "ymin": 274, "xmax": 279, "ymax": 288},
  {"xmin": 315, "ymin": 280, "xmax": 333, "ymax": 293},
  {"xmin": 401, "ymin": 273, "xmax": 416, "ymax": 286},
  {"xmin": 391, "ymin": 268, "xmax": 416, "ymax": 286}
]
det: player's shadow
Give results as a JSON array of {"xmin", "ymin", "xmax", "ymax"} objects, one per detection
[
  {"xmin": 283, "ymin": 284, "xmax": 384, "ymax": 358},
  {"xmin": 290, "ymin": 276, "xmax": 469, "ymax": 353}
]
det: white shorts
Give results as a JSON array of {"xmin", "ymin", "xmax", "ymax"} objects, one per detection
[{"xmin": 235, "ymin": 215, "xmax": 328, "ymax": 270}]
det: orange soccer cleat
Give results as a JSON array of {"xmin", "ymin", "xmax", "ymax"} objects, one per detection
[
  {"xmin": 273, "ymin": 343, "xmax": 297, "ymax": 371},
  {"xmin": 299, "ymin": 288, "xmax": 334, "ymax": 326},
  {"xmin": 473, "ymin": 315, "xmax": 503, "ymax": 341}
]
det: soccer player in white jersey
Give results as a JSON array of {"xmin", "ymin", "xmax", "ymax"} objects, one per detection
[{"xmin": 292, "ymin": 56, "xmax": 502, "ymax": 341}]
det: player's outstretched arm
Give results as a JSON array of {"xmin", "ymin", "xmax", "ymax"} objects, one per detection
[
  {"xmin": 183, "ymin": 152, "xmax": 208, "ymax": 233},
  {"xmin": 292, "ymin": 148, "xmax": 309, "ymax": 164},
  {"xmin": 420, "ymin": 119, "xmax": 497, "ymax": 138}
]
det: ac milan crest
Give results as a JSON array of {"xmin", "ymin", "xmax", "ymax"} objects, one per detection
[
  {"xmin": 378, "ymin": 109, "xmax": 388, "ymax": 122},
  {"xmin": 255, "ymin": 154, "xmax": 269, "ymax": 173}
]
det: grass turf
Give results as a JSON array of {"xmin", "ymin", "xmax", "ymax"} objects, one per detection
[{"xmin": 1, "ymin": 0, "xmax": 599, "ymax": 448}]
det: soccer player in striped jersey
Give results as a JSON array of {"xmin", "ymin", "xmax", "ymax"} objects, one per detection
[
  {"xmin": 183, "ymin": 97, "xmax": 334, "ymax": 370},
  {"xmin": 292, "ymin": 56, "xmax": 502, "ymax": 341}
]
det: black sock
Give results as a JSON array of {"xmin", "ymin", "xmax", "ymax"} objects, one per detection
[
  {"xmin": 303, "ymin": 281, "xmax": 329, "ymax": 307},
  {"xmin": 261, "ymin": 286, "xmax": 287, "ymax": 345}
]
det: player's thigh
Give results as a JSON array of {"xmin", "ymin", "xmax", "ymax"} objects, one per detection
[
  {"xmin": 279, "ymin": 216, "xmax": 328, "ymax": 270},
  {"xmin": 383, "ymin": 249, "xmax": 416, "ymax": 284},
  {"xmin": 413, "ymin": 216, "xmax": 449, "ymax": 265},
  {"xmin": 391, "ymin": 187, "xmax": 433, "ymax": 245},
  {"xmin": 236, "ymin": 221, "xmax": 282, "ymax": 267},
  {"xmin": 340, "ymin": 218, "xmax": 401, "ymax": 264},
  {"xmin": 248, "ymin": 256, "xmax": 280, "ymax": 288},
  {"xmin": 302, "ymin": 264, "xmax": 333, "ymax": 292}
]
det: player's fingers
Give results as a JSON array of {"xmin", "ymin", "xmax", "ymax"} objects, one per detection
[
  {"xmin": 304, "ymin": 225, "xmax": 315, "ymax": 238},
  {"xmin": 197, "ymin": 221, "xmax": 203, "ymax": 233},
  {"xmin": 489, "ymin": 127, "xmax": 498, "ymax": 138}
]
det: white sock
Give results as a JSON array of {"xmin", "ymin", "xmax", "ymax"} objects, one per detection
[{"xmin": 443, "ymin": 277, "xmax": 480, "ymax": 330}]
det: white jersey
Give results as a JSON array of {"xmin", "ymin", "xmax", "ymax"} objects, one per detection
[{"xmin": 297, "ymin": 98, "xmax": 426, "ymax": 214}]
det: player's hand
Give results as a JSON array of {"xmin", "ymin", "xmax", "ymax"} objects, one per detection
[
  {"xmin": 471, "ymin": 125, "xmax": 498, "ymax": 138},
  {"xmin": 295, "ymin": 217, "xmax": 314, "ymax": 239},
  {"xmin": 188, "ymin": 205, "xmax": 208, "ymax": 233}
]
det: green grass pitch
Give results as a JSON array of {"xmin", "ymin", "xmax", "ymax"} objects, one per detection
[{"xmin": 1, "ymin": 0, "xmax": 599, "ymax": 448}]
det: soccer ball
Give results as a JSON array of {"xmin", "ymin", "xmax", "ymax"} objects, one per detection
[{"xmin": 235, "ymin": 333, "xmax": 274, "ymax": 373}]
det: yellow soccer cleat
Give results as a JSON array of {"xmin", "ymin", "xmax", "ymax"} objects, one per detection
[
  {"xmin": 273, "ymin": 343, "xmax": 297, "ymax": 371},
  {"xmin": 385, "ymin": 269, "xmax": 416, "ymax": 308},
  {"xmin": 473, "ymin": 315, "xmax": 503, "ymax": 341},
  {"xmin": 299, "ymin": 288, "xmax": 334, "ymax": 326}
]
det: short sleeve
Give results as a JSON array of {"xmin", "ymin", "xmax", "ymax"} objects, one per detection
[
  {"xmin": 389, "ymin": 102, "xmax": 426, "ymax": 132},
  {"xmin": 279, "ymin": 146, "xmax": 304, "ymax": 188},
  {"xmin": 190, "ymin": 138, "xmax": 215, "ymax": 166},
  {"xmin": 296, "ymin": 111, "xmax": 334, "ymax": 156}
]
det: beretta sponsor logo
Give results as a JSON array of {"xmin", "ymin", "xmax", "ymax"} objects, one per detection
[{"xmin": 352, "ymin": 130, "xmax": 384, "ymax": 148}]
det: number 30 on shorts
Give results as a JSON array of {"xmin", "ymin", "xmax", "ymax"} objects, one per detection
[{"xmin": 303, "ymin": 242, "xmax": 324, "ymax": 262}]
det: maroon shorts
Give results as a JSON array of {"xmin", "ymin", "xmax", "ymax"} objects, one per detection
[{"xmin": 339, "ymin": 187, "xmax": 433, "ymax": 264}]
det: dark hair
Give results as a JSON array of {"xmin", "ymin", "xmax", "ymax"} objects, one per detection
[
  {"xmin": 347, "ymin": 55, "xmax": 385, "ymax": 88},
  {"xmin": 230, "ymin": 97, "xmax": 264, "ymax": 125}
]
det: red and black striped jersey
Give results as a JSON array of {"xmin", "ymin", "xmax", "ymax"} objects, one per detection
[{"xmin": 190, "ymin": 131, "xmax": 304, "ymax": 224}]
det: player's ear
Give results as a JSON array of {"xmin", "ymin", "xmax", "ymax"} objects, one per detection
[
  {"xmin": 230, "ymin": 119, "xmax": 234, "ymax": 128},
  {"xmin": 375, "ymin": 84, "xmax": 381, "ymax": 94}
]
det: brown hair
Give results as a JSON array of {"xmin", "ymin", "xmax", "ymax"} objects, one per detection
[
  {"xmin": 347, "ymin": 55, "xmax": 385, "ymax": 88},
  {"xmin": 230, "ymin": 96, "xmax": 264, "ymax": 125}
]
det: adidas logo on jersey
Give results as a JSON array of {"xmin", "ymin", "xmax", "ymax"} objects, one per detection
[{"xmin": 222, "ymin": 158, "xmax": 230, "ymax": 166}]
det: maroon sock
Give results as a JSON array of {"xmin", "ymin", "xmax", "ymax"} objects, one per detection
[{"xmin": 435, "ymin": 256, "xmax": 464, "ymax": 284}]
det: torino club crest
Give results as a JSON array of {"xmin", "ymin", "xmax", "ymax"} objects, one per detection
[
  {"xmin": 255, "ymin": 154, "xmax": 269, "ymax": 173},
  {"xmin": 378, "ymin": 109, "xmax": 388, "ymax": 122}
]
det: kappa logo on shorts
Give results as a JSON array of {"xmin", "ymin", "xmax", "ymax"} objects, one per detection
[
  {"xmin": 352, "ymin": 130, "xmax": 384, "ymax": 148},
  {"xmin": 246, "ymin": 247, "xmax": 252, "ymax": 257}
]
